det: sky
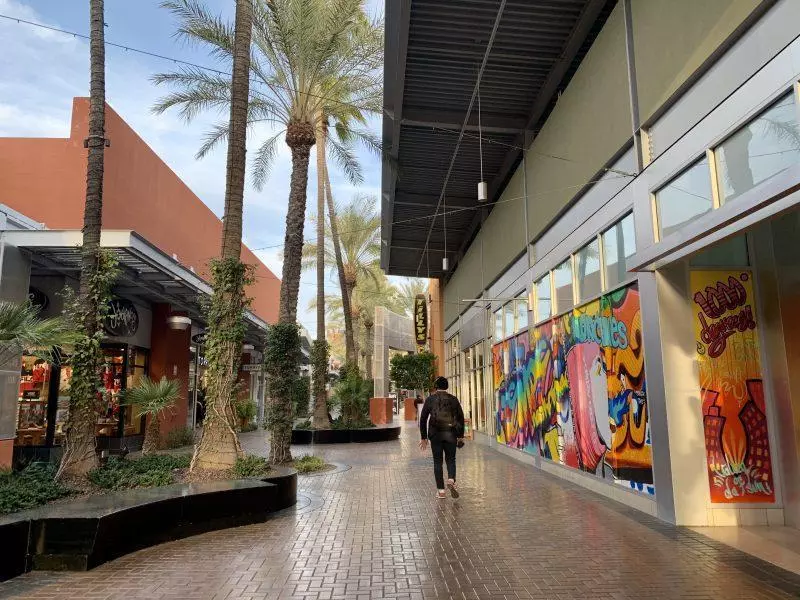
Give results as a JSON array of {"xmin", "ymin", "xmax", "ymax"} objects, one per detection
[{"xmin": 0, "ymin": 0, "xmax": 385, "ymax": 336}]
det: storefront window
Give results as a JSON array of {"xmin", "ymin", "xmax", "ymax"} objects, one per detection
[
  {"xmin": 535, "ymin": 273, "xmax": 552, "ymax": 322},
  {"xmin": 515, "ymin": 295, "xmax": 528, "ymax": 332},
  {"xmin": 602, "ymin": 214, "xmax": 636, "ymax": 290},
  {"xmin": 16, "ymin": 356, "xmax": 51, "ymax": 447},
  {"xmin": 494, "ymin": 309, "xmax": 503, "ymax": 340},
  {"xmin": 463, "ymin": 342, "xmax": 485, "ymax": 432},
  {"xmin": 575, "ymin": 239, "xmax": 601, "ymax": 301},
  {"xmin": 716, "ymin": 93, "xmax": 800, "ymax": 204},
  {"xmin": 553, "ymin": 259, "xmax": 574, "ymax": 313},
  {"xmin": 655, "ymin": 157, "xmax": 714, "ymax": 239}
]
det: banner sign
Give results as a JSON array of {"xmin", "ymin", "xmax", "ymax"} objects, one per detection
[
  {"xmin": 242, "ymin": 363, "xmax": 263, "ymax": 373},
  {"xmin": 691, "ymin": 270, "xmax": 775, "ymax": 504},
  {"xmin": 414, "ymin": 294, "xmax": 427, "ymax": 348}
]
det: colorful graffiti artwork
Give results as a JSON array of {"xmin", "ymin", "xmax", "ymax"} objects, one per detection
[
  {"xmin": 493, "ymin": 283, "xmax": 654, "ymax": 494},
  {"xmin": 691, "ymin": 270, "xmax": 775, "ymax": 504}
]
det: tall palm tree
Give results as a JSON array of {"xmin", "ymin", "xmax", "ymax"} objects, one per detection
[
  {"xmin": 152, "ymin": 0, "xmax": 381, "ymax": 326},
  {"xmin": 353, "ymin": 271, "xmax": 402, "ymax": 380},
  {"xmin": 58, "ymin": 0, "xmax": 109, "ymax": 479},
  {"xmin": 153, "ymin": 0, "xmax": 381, "ymax": 462},
  {"xmin": 189, "ymin": 0, "xmax": 254, "ymax": 471}
]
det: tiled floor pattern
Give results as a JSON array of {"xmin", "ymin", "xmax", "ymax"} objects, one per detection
[{"xmin": 2, "ymin": 425, "xmax": 800, "ymax": 599}]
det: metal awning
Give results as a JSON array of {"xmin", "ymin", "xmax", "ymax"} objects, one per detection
[
  {"xmin": 3, "ymin": 229, "xmax": 270, "ymax": 346},
  {"xmin": 382, "ymin": 0, "xmax": 616, "ymax": 278}
]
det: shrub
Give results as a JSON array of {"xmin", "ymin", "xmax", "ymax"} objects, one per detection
[
  {"xmin": 164, "ymin": 426, "xmax": 196, "ymax": 449},
  {"xmin": 88, "ymin": 454, "xmax": 190, "ymax": 490},
  {"xmin": 295, "ymin": 419, "xmax": 312, "ymax": 430},
  {"xmin": 291, "ymin": 376, "xmax": 311, "ymax": 418},
  {"xmin": 333, "ymin": 365, "xmax": 372, "ymax": 427},
  {"xmin": 0, "ymin": 464, "xmax": 73, "ymax": 515},
  {"xmin": 232, "ymin": 454, "xmax": 271, "ymax": 478},
  {"xmin": 293, "ymin": 455, "xmax": 327, "ymax": 474},
  {"xmin": 240, "ymin": 422, "xmax": 258, "ymax": 433}
]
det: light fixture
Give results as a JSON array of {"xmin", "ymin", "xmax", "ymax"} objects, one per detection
[
  {"xmin": 166, "ymin": 315, "xmax": 191, "ymax": 331},
  {"xmin": 442, "ymin": 256, "xmax": 449, "ymax": 271},
  {"xmin": 477, "ymin": 88, "xmax": 488, "ymax": 203}
]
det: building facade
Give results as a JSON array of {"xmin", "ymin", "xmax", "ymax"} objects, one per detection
[
  {"xmin": 383, "ymin": 0, "xmax": 800, "ymax": 528},
  {"xmin": 0, "ymin": 98, "xmax": 280, "ymax": 468}
]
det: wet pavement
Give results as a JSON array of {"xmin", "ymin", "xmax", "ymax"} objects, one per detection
[{"xmin": 2, "ymin": 423, "xmax": 800, "ymax": 599}]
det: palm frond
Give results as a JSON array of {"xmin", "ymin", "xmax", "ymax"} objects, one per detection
[
  {"xmin": 122, "ymin": 376, "xmax": 181, "ymax": 417},
  {"xmin": 0, "ymin": 302, "xmax": 78, "ymax": 366},
  {"xmin": 251, "ymin": 130, "xmax": 284, "ymax": 190}
]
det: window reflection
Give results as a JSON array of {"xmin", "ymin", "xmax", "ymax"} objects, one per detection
[
  {"xmin": 575, "ymin": 239, "xmax": 601, "ymax": 301},
  {"xmin": 535, "ymin": 273, "xmax": 551, "ymax": 322},
  {"xmin": 716, "ymin": 94, "xmax": 800, "ymax": 203},
  {"xmin": 515, "ymin": 296, "xmax": 528, "ymax": 332},
  {"xmin": 553, "ymin": 259, "xmax": 574, "ymax": 313},
  {"xmin": 602, "ymin": 214, "xmax": 636, "ymax": 290},
  {"xmin": 656, "ymin": 158, "xmax": 713, "ymax": 239}
]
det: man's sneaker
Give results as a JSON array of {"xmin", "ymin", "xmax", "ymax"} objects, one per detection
[
  {"xmin": 436, "ymin": 490, "xmax": 447, "ymax": 499},
  {"xmin": 447, "ymin": 480, "xmax": 459, "ymax": 499}
]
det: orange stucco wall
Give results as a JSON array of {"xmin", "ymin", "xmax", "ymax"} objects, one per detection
[
  {"xmin": 0, "ymin": 97, "xmax": 279, "ymax": 323},
  {"xmin": 428, "ymin": 278, "xmax": 445, "ymax": 376}
]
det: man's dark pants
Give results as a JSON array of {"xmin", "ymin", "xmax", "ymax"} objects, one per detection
[{"xmin": 430, "ymin": 434, "xmax": 457, "ymax": 489}]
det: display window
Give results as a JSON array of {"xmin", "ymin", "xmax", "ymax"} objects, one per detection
[{"xmin": 16, "ymin": 355, "xmax": 52, "ymax": 446}]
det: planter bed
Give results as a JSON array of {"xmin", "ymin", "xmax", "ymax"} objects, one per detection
[
  {"xmin": 0, "ymin": 468, "xmax": 297, "ymax": 581},
  {"xmin": 291, "ymin": 425, "xmax": 401, "ymax": 444}
]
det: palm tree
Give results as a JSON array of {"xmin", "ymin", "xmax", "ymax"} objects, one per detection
[
  {"xmin": 124, "ymin": 377, "xmax": 181, "ymax": 455},
  {"xmin": 302, "ymin": 194, "xmax": 381, "ymax": 358},
  {"xmin": 58, "ymin": 0, "xmax": 109, "ymax": 479},
  {"xmin": 191, "ymin": 0, "xmax": 254, "ymax": 471},
  {"xmin": 152, "ymin": 0, "xmax": 381, "ymax": 326},
  {"xmin": 153, "ymin": 0, "xmax": 382, "ymax": 463},
  {"xmin": 0, "ymin": 302, "xmax": 78, "ymax": 367},
  {"xmin": 353, "ymin": 271, "xmax": 402, "ymax": 380}
]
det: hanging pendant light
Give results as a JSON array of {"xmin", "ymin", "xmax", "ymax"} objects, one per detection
[
  {"xmin": 442, "ymin": 256, "xmax": 449, "ymax": 271},
  {"xmin": 477, "ymin": 89, "xmax": 488, "ymax": 203}
]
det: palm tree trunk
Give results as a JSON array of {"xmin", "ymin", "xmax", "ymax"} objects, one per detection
[
  {"xmin": 312, "ymin": 125, "xmax": 330, "ymax": 429},
  {"xmin": 142, "ymin": 413, "xmax": 161, "ymax": 455},
  {"xmin": 192, "ymin": 0, "xmax": 252, "ymax": 471},
  {"xmin": 58, "ymin": 0, "xmax": 106, "ymax": 479},
  {"xmin": 270, "ymin": 120, "xmax": 315, "ymax": 464},
  {"xmin": 323, "ymin": 166, "xmax": 355, "ymax": 364}
]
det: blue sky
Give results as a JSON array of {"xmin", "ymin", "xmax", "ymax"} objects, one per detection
[{"xmin": 0, "ymin": 0, "xmax": 384, "ymax": 334}]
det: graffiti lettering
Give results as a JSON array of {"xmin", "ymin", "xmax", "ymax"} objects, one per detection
[
  {"xmin": 697, "ymin": 305, "xmax": 756, "ymax": 358},
  {"xmin": 693, "ymin": 275, "xmax": 748, "ymax": 319},
  {"xmin": 571, "ymin": 314, "xmax": 628, "ymax": 349}
]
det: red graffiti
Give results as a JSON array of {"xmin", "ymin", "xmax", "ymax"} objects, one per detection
[
  {"xmin": 693, "ymin": 276, "xmax": 747, "ymax": 319},
  {"xmin": 698, "ymin": 306, "xmax": 756, "ymax": 358}
]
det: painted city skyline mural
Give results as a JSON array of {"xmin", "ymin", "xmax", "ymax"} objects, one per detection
[
  {"xmin": 691, "ymin": 270, "xmax": 775, "ymax": 504},
  {"xmin": 493, "ymin": 284, "xmax": 654, "ymax": 495}
]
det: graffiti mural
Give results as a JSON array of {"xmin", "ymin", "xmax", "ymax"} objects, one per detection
[
  {"xmin": 691, "ymin": 270, "xmax": 775, "ymax": 504},
  {"xmin": 494, "ymin": 283, "xmax": 654, "ymax": 494}
]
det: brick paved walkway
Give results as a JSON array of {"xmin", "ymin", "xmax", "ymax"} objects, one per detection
[{"xmin": 3, "ymin": 424, "xmax": 800, "ymax": 600}]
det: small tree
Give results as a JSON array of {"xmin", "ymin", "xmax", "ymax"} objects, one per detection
[
  {"xmin": 389, "ymin": 351, "xmax": 436, "ymax": 398},
  {"xmin": 333, "ymin": 364, "xmax": 372, "ymax": 428},
  {"xmin": 123, "ymin": 377, "xmax": 181, "ymax": 455}
]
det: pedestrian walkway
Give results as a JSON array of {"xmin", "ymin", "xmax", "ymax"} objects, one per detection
[{"xmin": 2, "ymin": 424, "xmax": 800, "ymax": 600}]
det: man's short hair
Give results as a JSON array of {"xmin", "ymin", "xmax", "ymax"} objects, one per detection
[{"xmin": 434, "ymin": 376, "xmax": 448, "ymax": 390}]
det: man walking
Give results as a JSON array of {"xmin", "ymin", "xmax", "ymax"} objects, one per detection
[{"xmin": 419, "ymin": 376, "xmax": 465, "ymax": 499}]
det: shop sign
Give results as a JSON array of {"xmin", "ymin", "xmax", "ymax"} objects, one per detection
[
  {"xmin": 103, "ymin": 299, "xmax": 139, "ymax": 338},
  {"xmin": 242, "ymin": 363, "xmax": 263, "ymax": 372},
  {"xmin": 28, "ymin": 287, "xmax": 49, "ymax": 310},
  {"xmin": 414, "ymin": 294, "xmax": 427, "ymax": 347}
]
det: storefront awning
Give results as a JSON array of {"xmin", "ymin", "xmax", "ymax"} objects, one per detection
[{"xmin": 3, "ymin": 229, "xmax": 270, "ymax": 346}]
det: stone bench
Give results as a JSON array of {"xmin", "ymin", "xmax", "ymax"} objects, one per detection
[{"xmin": 0, "ymin": 468, "xmax": 296, "ymax": 581}]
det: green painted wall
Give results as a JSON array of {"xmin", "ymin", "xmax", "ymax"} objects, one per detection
[
  {"xmin": 524, "ymin": 3, "xmax": 631, "ymax": 243},
  {"xmin": 632, "ymin": 0, "xmax": 761, "ymax": 123},
  {"xmin": 481, "ymin": 166, "xmax": 527, "ymax": 286}
]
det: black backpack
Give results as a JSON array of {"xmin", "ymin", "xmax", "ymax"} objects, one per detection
[{"xmin": 433, "ymin": 393, "xmax": 455, "ymax": 430}]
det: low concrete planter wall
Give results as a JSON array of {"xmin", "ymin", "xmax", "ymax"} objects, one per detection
[{"xmin": 291, "ymin": 426, "xmax": 401, "ymax": 444}]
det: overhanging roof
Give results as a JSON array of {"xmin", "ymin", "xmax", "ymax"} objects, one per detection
[
  {"xmin": 3, "ymin": 229, "xmax": 270, "ymax": 345},
  {"xmin": 382, "ymin": 0, "xmax": 616, "ymax": 278}
]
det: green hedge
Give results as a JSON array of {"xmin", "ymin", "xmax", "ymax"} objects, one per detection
[
  {"xmin": 0, "ymin": 464, "xmax": 73, "ymax": 515},
  {"xmin": 87, "ymin": 454, "xmax": 191, "ymax": 490}
]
